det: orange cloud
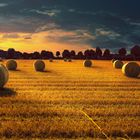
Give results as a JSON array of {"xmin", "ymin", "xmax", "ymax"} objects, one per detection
[{"xmin": 0, "ymin": 30, "xmax": 93, "ymax": 52}]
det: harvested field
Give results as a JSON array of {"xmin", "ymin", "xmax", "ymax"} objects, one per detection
[{"xmin": 0, "ymin": 60, "xmax": 140, "ymax": 139}]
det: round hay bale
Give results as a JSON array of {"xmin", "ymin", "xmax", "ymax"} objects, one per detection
[
  {"xmin": 0, "ymin": 64, "xmax": 9, "ymax": 88},
  {"xmin": 84, "ymin": 60, "xmax": 92, "ymax": 67},
  {"xmin": 113, "ymin": 60, "xmax": 123, "ymax": 69},
  {"xmin": 122, "ymin": 62, "xmax": 140, "ymax": 78},
  {"xmin": 68, "ymin": 59, "xmax": 72, "ymax": 62},
  {"xmin": 112, "ymin": 59, "xmax": 116, "ymax": 63},
  {"xmin": 0, "ymin": 57, "xmax": 3, "ymax": 62},
  {"xmin": 34, "ymin": 60, "xmax": 45, "ymax": 72},
  {"xmin": 6, "ymin": 60, "xmax": 17, "ymax": 70},
  {"xmin": 64, "ymin": 58, "xmax": 67, "ymax": 62},
  {"xmin": 49, "ymin": 59, "xmax": 53, "ymax": 62}
]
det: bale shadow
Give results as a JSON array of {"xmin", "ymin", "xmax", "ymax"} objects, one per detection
[
  {"xmin": 86, "ymin": 66, "xmax": 102, "ymax": 69},
  {"xmin": 125, "ymin": 75, "xmax": 140, "ymax": 79},
  {"xmin": 9, "ymin": 69, "xmax": 21, "ymax": 72},
  {"xmin": 36, "ymin": 70, "xmax": 51, "ymax": 73},
  {"xmin": 0, "ymin": 88, "xmax": 16, "ymax": 97},
  {"xmin": 43, "ymin": 70, "xmax": 51, "ymax": 73},
  {"xmin": 15, "ymin": 69, "xmax": 20, "ymax": 71}
]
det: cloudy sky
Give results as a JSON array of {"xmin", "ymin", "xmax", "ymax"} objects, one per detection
[{"xmin": 0, "ymin": 0, "xmax": 140, "ymax": 52}]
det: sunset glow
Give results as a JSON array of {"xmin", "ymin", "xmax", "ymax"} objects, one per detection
[{"xmin": 0, "ymin": 31, "xmax": 92, "ymax": 52}]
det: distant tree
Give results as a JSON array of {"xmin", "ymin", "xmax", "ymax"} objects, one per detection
[
  {"xmin": 23, "ymin": 52, "xmax": 30, "ymax": 59},
  {"xmin": 77, "ymin": 51, "xmax": 84, "ymax": 59},
  {"xmin": 89, "ymin": 49, "xmax": 96, "ymax": 59},
  {"xmin": 41, "ymin": 50, "xmax": 47, "ymax": 59},
  {"xmin": 103, "ymin": 49, "xmax": 110, "ymax": 58},
  {"xmin": 33, "ymin": 52, "xmax": 40, "ymax": 59},
  {"xmin": 62, "ymin": 50, "xmax": 70, "ymax": 59},
  {"xmin": 125, "ymin": 54, "xmax": 135, "ymax": 61},
  {"xmin": 96, "ymin": 47, "xmax": 102, "ymax": 58},
  {"xmin": 84, "ymin": 50, "xmax": 90, "ymax": 59},
  {"xmin": 7, "ymin": 48, "xmax": 16, "ymax": 59},
  {"xmin": 56, "ymin": 51, "xmax": 60, "ymax": 58},
  {"xmin": 131, "ymin": 45, "xmax": 140, "ymax": 57},
  {"xmin": 70, "ymin": 50, "xmax": 76, "ymax": 59},
  {"xmin": 15, "ymin": 51, "xmax": 23, "ymax": 59},
  {"xmin": 118, "ymin": 48, "xmax": 127, "ymax": 56},
  {"xmin": 84, "ymin": 49, "xmax": 96, "ymax": 59},
  {"xmin": 0, "ymin": 50, "xmax": 6, "ymax": 58},
  {"xmin": 41, "ymin": 51, "xmax": 54, "ymax": 59},
  {"xmin": 49, "ymin": 52, "xmax": 54, "ymax": 59}
]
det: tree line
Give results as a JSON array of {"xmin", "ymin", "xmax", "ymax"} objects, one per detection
[{"xmin": 0, "ymin": 45, "xmax": 140, "ymax": 60}]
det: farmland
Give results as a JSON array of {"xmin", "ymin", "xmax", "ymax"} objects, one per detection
[{"xmin": 0, "ymin": 60, "xmax": 140, "ymax": 139}]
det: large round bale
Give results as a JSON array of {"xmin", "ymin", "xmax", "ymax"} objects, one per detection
[
  {"xmin": 83, "ymin": 60, "xmax": 92, "ymax": 67},
  {"xmin": 34, "ymin": 60, "xmax": 45, "ymax": 72},
  {"xmin": 113, "ymin": 60, "xmax": 123, "ymax": 69},
  {"xmin": 122, "ymin": 62, "xmax": 140, "ymax": 78},
  {"xmin": 0, "ymin": 64, "xmax": 9, "ymax": 88},
  {"xmin": 6, "ymin": 60, "xmax": 17, "ymax": 70}
]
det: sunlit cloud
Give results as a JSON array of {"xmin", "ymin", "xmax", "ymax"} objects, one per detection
[
  {"xmin": 31, "ymin": 9, "xmax": 61, "ymax": 17},
  {"xmin": 0, "ymin": 30, "xmax": 93, "ymax": 52},
  {"xmin": 45, "ymin": 29, "xmax": 96, "ymax": 44},
  {"xmin": 2, "ymin": 33, "xmax": 20, "ymax": 39},
  {"xmin": 95, "ymin": 28, "xmax": 120, "ymax": 39},
  {"xmin": 0, "ymin": 3, "xmax": 8, "ymax": 7}
]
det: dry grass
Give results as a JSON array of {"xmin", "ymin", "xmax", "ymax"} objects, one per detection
[{"xmin": 0, "ymin": 60, "xmax": 140, "ymax": 139}]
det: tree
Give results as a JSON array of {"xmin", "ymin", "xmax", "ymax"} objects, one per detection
[
  {"xmin": 118, "ymin": 48, "xmax": 127, "ymax": 56},
  {"xmin": 131, "ymin": 45, "xmax": 140, "ymax": 57},
  {"xmin": 33, "ymin": 52, "xmax": 40, "ymax": 59},
  {"xmin": 56, "ymin": 51, "xmax": 60, "ymax": 58},
  {"xmin": 49, "ymin": 52, "xmax": 54, "ymax": 59},
  {"xmin": 7, "ymin": 48, "xmax": 16, "ymax": 59},
  {"xmin": 70, "ymin": 50, "xmax": 76, "ymax": 59},
  {"xmin": 0, "ymin": 50, "xmax": 6, "ymax": 58},
  {"xmin": 77, "ymin": 51, "xmax": 84, "ymax": 59},
  {"xmin": 41, "ymin": 50, "xmax": 47, "ymax": 59},
  {"xmin": 15, "ymin": 51, "xmax": 23, "ymax": 59},
  {"xmin": 62, "ymin": 50, "xmax": 70, "ymax": 59},
  {"xmin": 103, "ymin": 49, "xmax": 110, "ymax": 58},
  {"xmin": 84, "ymin": 50, "xmax": 90, "ymax": 59},
  {"xmin": 96, "ymin": 47, "xmax": 102, "ymax": 58},
  {"xmin": 23, "ymin": 52, "xmax": 30, "ymax": 59},
  {"xmin": 89, "ymin": 50, "xmax": 96, "ymax": 59}
]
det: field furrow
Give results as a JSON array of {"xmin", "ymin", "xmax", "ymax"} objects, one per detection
[{"xmin": 0, "ymin": 60, "xmax": 140, "ymax": 139}]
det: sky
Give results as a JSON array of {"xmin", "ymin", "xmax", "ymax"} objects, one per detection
[{"xmin": 0, "ymin": 0, "xmax": 140, "ymax": 53}]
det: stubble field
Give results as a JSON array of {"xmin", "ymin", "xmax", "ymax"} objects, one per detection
[{"xmin": 0, "ymin": 60, "xmax": 140, "ymax": 139}]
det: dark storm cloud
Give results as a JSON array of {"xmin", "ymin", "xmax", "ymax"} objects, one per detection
[{"xmin": 0, "ymin": 0, "xmax": 140, "ymax": 51}]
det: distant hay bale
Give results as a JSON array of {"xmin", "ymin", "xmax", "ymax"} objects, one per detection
[
  {"xmin": 49, "ymin": 59, "xmax": 53, "ymax": 62},
  {"xmin": 122, "ymin": 62, "xmax": 140, "ymax": 78},
  {"xmin": 64, "ymin": 58, "xmax": 67, "ymax": 62},
  {"xmin": 68, "ymin": 59, "xmax": 72, "ymax": 62},
  {"xmin": 112, "ymin": 59, "xmax": 116, "ymax": 63},
  {"xmin": 6, "ymin": 60, "xmax": 17, "ymax": 70},
  {"xmin": 113, "ymin": 60, "xmax": 123, "ymax": 69},
  {"xmin": 0, "ymin": 64, "xmax": 9, "ymax": 88},
  {"xmin": 84, "ymin": 60, "xmax": 92, "ymax": 67},
  {"xmin": 34, "ymin": 60, "xmax": 45, "ymax": 72},
  {"xmin": 0, "ymin": 57, "xmax": 3, "ymax": 62}
]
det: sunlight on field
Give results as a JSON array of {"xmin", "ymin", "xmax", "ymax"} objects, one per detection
[{"xmin": 0, "ymin": 60, "xmax": 140, "ymax": 139}]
